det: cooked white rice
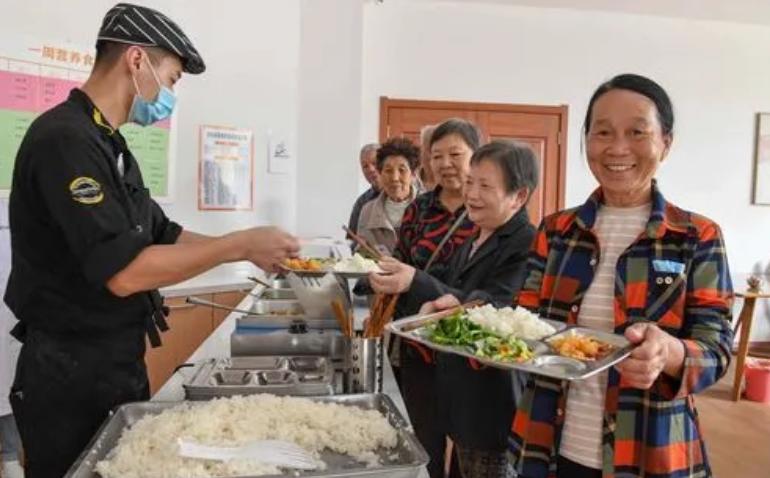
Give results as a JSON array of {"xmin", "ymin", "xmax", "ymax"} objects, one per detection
[
  {"xmin": 332, "ymin": 254, "xmax": 380, "ymax": 273},
  {"xmin": 466, "ymin": 304, "xmax": 555, "ymax": 340},
  {"xmin": 95, "ymin": 394, "xmax": 398, "ymax": 478}
]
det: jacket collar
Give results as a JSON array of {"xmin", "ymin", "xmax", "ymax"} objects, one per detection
[
  {"xmin": 361, "ymin": 187, "xmax": 418, "ymax": 231},
  {"xmin": 461, "ymin": 207, "xmax": 530, "ymax": 273},
  {"xmin": 571, "ymin": 180, "xmax": 689, "ymax": 239}
]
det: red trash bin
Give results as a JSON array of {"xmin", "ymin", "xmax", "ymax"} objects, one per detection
[{"xmin": 744, "ymin": 357, "xmax": 770, "ymax": 404}]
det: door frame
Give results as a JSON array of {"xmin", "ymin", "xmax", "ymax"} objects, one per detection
[{"xmin": 379, "ymin": 96, "xmax": 569, "ymax": 211}]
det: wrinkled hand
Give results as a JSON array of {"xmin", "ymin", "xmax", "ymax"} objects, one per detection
[
  {"xmin": 418, "ymin": 294, "xmax": 461, "ymax": 314},
  {"xmin": 369, "ymin": 256, "xmax": 416, "ymax": 294},
  {"xmin": 238, "ymin": 226, "xmax": 300, "ymax": 272},
  {"xmin": 616, "ymin": 322, "xmax": 685, "ymax": 389}
]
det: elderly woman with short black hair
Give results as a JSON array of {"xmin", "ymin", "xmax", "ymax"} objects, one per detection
[{"xmin": 372, "ymin": 140, "xmax": 539, "ymax": 478}]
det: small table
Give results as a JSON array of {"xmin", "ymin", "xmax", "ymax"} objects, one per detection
[{"xmin": 732, "ymin": 290, "xmax": 770, "ymax": 401}]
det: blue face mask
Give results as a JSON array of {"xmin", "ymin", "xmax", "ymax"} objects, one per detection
[{"xmin": 128, "ymin": 55, "xmax": 176, "ymax": 126}]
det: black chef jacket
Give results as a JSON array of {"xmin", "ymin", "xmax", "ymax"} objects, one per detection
[
  {"xmin": 4, "ymin": 88, "xmax": 181, "ymax": 358},
  {"xmin": 5, "ymin": 88, "xmax": 184, "ymax": 478}
]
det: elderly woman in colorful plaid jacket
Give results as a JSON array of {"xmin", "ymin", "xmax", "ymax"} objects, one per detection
[{"xmin": 500, "ymin": 74, "xmax": 734, "ymax": 478}]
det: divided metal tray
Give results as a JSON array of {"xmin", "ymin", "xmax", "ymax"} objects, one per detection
[
  {"xmin": 388, "ymin": 313, "xmax": 633, "ymax": 381},
  {"xmin": 65, "ymin": 394, "xmax": 428, "ymax": 478},
  {"xmin": 183, "ymin": 356, "xmax": 335, "ymax": 399}
]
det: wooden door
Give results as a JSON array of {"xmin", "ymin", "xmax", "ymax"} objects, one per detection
[{"xmin": 380, "ymin": 97, "xmax": 567, "ymax": 224}]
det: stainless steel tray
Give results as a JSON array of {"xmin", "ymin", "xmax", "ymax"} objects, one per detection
[
  {"xmin": 183, "ymin": 356, "xmax": 335, "ymax": 399},
  {"xmin": 388, "ymin": 314, "xmax": 633, "ymax": 381},
  {"xmin": 65, "ymin": 394, "xmax": 428, "ymax": 478},
  {"xmin": 331, "ymin": 270, "xmax": 378, "ymax": 279},
  {"xmin": 281, "ymin": 267, "xmax": 379, "ymax": 280}
]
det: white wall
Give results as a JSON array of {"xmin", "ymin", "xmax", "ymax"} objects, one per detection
[
  {"xmin": 296, "ymin": 0, "xmax": 365, "ymax": 238},
  {"xmin": 361, "ymin": 0, "xmax": 770, "ymax": 338},
  {"xmin": 1, "ymin": 0, "xmax": 301, "ymax": 235},
  {"xmin": 161, "ymin": 0, "xmax": 300, "ymax": 235}
]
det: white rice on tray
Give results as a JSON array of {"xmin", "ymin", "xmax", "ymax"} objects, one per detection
[
  {"xmin": 466, "ymin": 304, "xmax": 555, "ymax": 340},
  {"xmin": 332, "ymin": 253, "xmax": 381, "ymax": 273},
  {"xmin": 96, "ymin": 394, "xmax": 398, "ymax": 478}
]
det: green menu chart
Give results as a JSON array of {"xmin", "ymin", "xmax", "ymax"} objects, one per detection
[{"xmin": 0, "ymin": 55, "xmax": 171, "ymax": 197}]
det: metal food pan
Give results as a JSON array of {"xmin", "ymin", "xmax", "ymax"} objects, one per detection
[
  {"xmin": 268, "ymin": 278, "xmax": 291, "ymax": 289},
  {"xmin": 230, "ymin": 331, "xmax": 346, "ymax": 360},
  {"xmin": 227, "ymin": 356, "xmax": 290, "ymax": 370},
  {"xmin": 65, "ymin": 394, "xmax": 428, "ymax": 478},
  {"xmin": 183, "ymin": 357, "xmax": 335, "ymax": 399},
  {"xmin": 235, "ymin": 316, "xmax": 339, "ymax": 330},
  {"xmin": 250, "ymin": 299, "xmax": 304, "ymax": 316}
]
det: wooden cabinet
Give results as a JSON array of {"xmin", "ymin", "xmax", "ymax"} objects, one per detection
[
  {"xmin": 144, "ymin": 289, "xmax": 248, "ymax": 395},
  {"xmin": 212, "ymin": 290, "xmax": 249, "ymax": 329}
]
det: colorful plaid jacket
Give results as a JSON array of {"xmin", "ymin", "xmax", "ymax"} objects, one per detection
[{"xmin": 509, "ymin": 182, "xmax": 733, "ymax": 478}]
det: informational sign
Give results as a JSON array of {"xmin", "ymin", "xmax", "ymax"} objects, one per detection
[
  {"xmin": 267, "ymin": 130, "xmax": 291, "ymax": 174},
  {"xmin": 199, "ymin": 125, "xmax": 254, "ymax": 210},
  {"xmin": 0, "ymin": 37, "xmax": 173, "ymax": 198}
]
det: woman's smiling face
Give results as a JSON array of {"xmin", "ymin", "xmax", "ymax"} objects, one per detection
[{"xmin": 585, "ymin": 89, "xmax": 672, "ymax": 207}]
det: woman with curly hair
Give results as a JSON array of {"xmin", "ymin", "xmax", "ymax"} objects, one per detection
[{"xmin": 356, "ymin": 137, "xmax": 421, "ymax": 255}]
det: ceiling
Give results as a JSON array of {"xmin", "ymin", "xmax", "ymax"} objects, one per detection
[{"xmin": 406, "ymin": 0, "xmax": 770, "ymax": 26}]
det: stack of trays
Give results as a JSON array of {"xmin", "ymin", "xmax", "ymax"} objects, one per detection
[{"xmin": 183, "ymin": 356, "xmax": 335, "ymax": 400}]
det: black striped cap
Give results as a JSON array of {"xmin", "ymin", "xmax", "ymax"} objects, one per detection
[{"xmin": 97, "ymin": 3, "xmax": 205, "ymax": 74}]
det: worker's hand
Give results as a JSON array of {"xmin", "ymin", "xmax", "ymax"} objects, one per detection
[
  {"xmin": 369, "ymin": 257, "xmax": 415, "ymax": 294},
  {"xmin": 237, "ymin": 226, "xmax": 300, "ymax": 272},
  {"xmin": 616, "ymin": 322, "xmax": 685, "ymax": 389},
  {"xmin": 418, "ymin": 294, "xmax": 461, "ymax": 314}
]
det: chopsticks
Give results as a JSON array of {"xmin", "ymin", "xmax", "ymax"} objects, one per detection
[
  {"xmin": 331, "ymin": 294, "xmax": 399, "ymax": 338},
  {"xmin": 332, "ymin": 299, "xmax": 355, "ymax": 338},
  {"xmin": 364, "ymin": 293, "xmax": 399, "ymax": 338},
  {"xmin": 342, "ymin": 225, "xmax": 383, "ymax": 261},
  {"xmin": 400, "ymin": 299, "xmax": 485, "ymax": 332}
]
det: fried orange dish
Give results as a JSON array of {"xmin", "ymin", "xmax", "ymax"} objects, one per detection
[
  {"xmin": 282, "ymin": 257, "xmax": 327, "ymax": 271},
  {"xmin": 550, "ymin": 334, "xmax": 615, "ymax": 361}
]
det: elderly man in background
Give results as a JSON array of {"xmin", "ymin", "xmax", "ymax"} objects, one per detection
[{"xmin": 348, "ymin": 143, "xmax": 381, "ymax": 235}]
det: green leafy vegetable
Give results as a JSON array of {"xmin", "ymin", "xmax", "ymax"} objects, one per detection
[{"xmin": 426, "ymin": 311, "xmax": 533, "ymax": 362}]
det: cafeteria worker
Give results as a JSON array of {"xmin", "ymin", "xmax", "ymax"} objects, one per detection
[{"xmin": 4, "ymin": 4, "xmax": 300, "ymax": 478}]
